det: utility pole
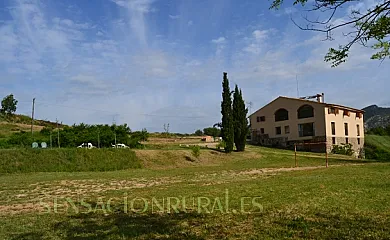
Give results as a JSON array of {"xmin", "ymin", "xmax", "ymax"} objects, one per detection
[
  {"xmin": 31, "ymin": 98, "xmax": 35, "ymax": 139},
  {"xmin": 246, "ymin": 101, "xmax": 253, "ymax": 116},
  {"xmin": 56, "ymin": 118, "xmax": 60, "ymax": 148},
  {"xmin": 97, "ymin": 128, "xmax": 100, "ymax": 148},
  {"xmin": 114, "ymin": 132, "xmax": 117, "ymax": 148},
  {"xmin": 113, "ymin": 115, "xmax": 117, "ymax": 148}
]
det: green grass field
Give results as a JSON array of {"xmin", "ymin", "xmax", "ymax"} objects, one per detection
[
  {"xmin": 366, "ymin": 134, "xmax": 390, "ymax": 152},
  {"xmin": 365, "ymin": 135, "xmax": 390, "ymax": 161},
  {"xmin": 0, "ymin": 145, "xmax": 389, "ymax": 239}
]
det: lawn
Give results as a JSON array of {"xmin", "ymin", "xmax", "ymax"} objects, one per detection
[{"xmin": 0, "ymin": 145, "xmax": 389, "ymax": 239}]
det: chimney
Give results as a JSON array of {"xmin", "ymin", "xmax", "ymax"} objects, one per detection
[
  {"xmin": 316, "ymin": 93, "xmax": 325, "ymax": 103},
  {"xmin": 316, "ymin": 94, "xmax": 321, "ymax": 103}
]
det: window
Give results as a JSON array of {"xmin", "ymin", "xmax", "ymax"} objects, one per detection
[
  {"xmin": 356, "ymin": 112, "xmax": 363, "ymax": 118},
  {"xmin": 346, "ymin": 138, "xmax": 349, "ymax": 144},
  {"xmin": 357, "ymin": 124, "xmax": 360, "ymax": 136},
  {"xmin": 275, "ymin": 109, "xmax": 289, "ymax": 122},
  {"xmin": 260, "ymin": 116, "xmax": 265, "ymax": 122},
  {"xmin": 343, "ymin": 110, "xmax": 350, "ymax": 117},
  {"xmin": 298, "ymin": 105, "xmax": 314, "ymax": 119},
  {"xmin": 331, "ymin": 122, "xmax": 336, "ymax": 135},
  {"xmin": 260, "ymin": 128, "xmax": 265, "ymax": 134},
  {"xmin": 276, "ymin": 127, "xmax": 282, "ymax": 135},
  {"xmin": 256, "ymin": 116, "xmax": 266, "ymax": 122},
  {"xmin": 344, "ymin": 123, "xmax": 349, "ymax": 136},
  {"xmin": 358, "ymin": 138, "xmax": 361, "ymax": 145},
  {"xmin": 298, "ymin": 123, "xmax": 315, "ymax": 137},
  {"xmin": 285, "ymin": 126, "xmax": 290, "ymax": 134},
  {"xmin": 328, "ymin": 107, "xmax": 339, "ymax": 114},
  {"xmin": 332, "ymin": 137, "xmax": 336, "ymax": 145}
]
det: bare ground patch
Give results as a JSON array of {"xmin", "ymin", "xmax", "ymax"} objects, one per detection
[{"xmin": 135, "ymin": 149, "xmax": 262, "ymax": 170}]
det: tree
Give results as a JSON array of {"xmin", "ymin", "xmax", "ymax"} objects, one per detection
[
  {"xmin": 232, "ymin": 85, "xmax": 249, "ymax": 152},
  {"xmin": 1, "ymin": 94, "xmax": 18, "ymax": 115},
  {"xmin": 194, "ymin": 129, "xmax": 203, "ymax": 136},
  {"xmin": 221, "ymin": 72, "xmax": 234, "ymax": 153},
  {"xmin": 203, "ymin": 127, "xmax": 221, "ymax": 138},
  {"xmin": 271, "ymin": 0, "xmax": 390, "ymax": 66}
]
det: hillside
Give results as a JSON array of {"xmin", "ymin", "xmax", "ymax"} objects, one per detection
[
  {"xmin": 363, "ymin": 105, "xmax": 390, "ymax": 130},
  {"xmin": 0, "ymin": 114, "xmax": 65, "ymax": 138},
  {"xmin": 365, "ymin": 135, "xmax": 390, "ymax": 161}
]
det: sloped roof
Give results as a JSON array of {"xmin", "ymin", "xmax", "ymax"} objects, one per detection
[{"xmin": 248, "ymin": 96, "xmax": 364, "ymax": 118}]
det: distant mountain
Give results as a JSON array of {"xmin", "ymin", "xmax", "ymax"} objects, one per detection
[{"xmin": 363, "ymin": 105, "xmax": 390, "ymax": 130}]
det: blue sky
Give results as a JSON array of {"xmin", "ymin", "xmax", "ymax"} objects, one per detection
[{"xmin": 0, "ymin": 0, "xmax": 389, "ymax": 133}]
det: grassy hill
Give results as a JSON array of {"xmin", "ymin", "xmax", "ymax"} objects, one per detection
[
  {"xmin": 0, "ymin": 114, "xmax": 65, "ymax": 135},
  {"xmin": 0, "ymin": 114, "xmax": 67, "ymax": 148},
  {"xmin": 365, "ymin": 134, "xmax": 390, "ymax": 161}
]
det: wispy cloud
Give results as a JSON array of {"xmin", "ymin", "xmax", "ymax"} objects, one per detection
[
  {"xmin": 169, "ymin": 14, "xmax": 180, "ymax": 20},
  {"xmin": 111, "ymin": 0, "xmax": 156, "ymax": 47},
  {"xmin": 0, "ymin": 0, "xmax": 389, "ymax": 132},
  {"xmin": 211, "ymin": 37, "xmax": 226, "ymax": 44}
]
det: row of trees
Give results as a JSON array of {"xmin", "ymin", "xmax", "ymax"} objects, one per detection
[
  {"xmin": 194, "ymin": 127, "xmax": 221, "ymax": 138},
  {"xmin": 2, "ymin": 123, "xmax": 149, "ymax": 149},
  {"xmin": 221, "ymin": 72, "xmax": 248, "ymax": 153}
]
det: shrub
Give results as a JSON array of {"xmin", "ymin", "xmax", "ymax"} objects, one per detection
[
  {"xmin": 332, "ymin": 143, "xmax": 354, "ymax": 156},
  {"xmin": 216, "ymin": 141, "xmax": 226, "ymax": 150},
  {"xmin": 191, "ymin": 145, "xmax": 201, "ymax": 158}
]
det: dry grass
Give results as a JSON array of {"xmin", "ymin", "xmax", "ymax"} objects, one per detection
[
  {"xmin": 0, "ymin": 121, "xmax": 43, "ymax": 137},
  {"xmin": 134, "ymin": 149, "xmax": 261, "ymax": 169}
]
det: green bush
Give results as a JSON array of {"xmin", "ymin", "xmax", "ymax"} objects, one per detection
[
  {"xmin": 332, "ymin": 143, "xmax": 354, "ymax": 156},
  {"xmin": 191, "ymin": 145, "xmax": 201, "ymax": 158},
  {"xmin": 216, "ymin": 141, "xmax": 226, "ymax": 150}
]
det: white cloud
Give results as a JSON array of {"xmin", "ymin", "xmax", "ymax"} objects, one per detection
[
  {"xmin": 252, "ymin": 30, "xmax": 268, "ymax": 40},
  {"xmin": 211, "ymin": 37, "xmax": 226, "ymax": 44},
  {"xmin": 284, "ymin": 7, "xmax": 297, "ymax": 15},
  {"xmin": 111, "ymin": 0, "xmax": 156, "ymax": 47},
  {"xmin": 169, "ymin": 14, "xmax": 180, "ymax": 19},
  {"xmin": 187, "ymin": 20, "xmax": 193, "ymax": 26},
  {"xmin": 111, "ymin": 0, "xmax": 155, "ymax": 13}
]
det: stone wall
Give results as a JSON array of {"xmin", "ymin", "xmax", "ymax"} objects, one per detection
[{"xmin": 326, "ymin": 137, "xmax": 365, "ymax": 158}]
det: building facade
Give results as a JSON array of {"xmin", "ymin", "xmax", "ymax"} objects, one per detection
[{"xmin": 249, "ymin": 96, "xmax": 364, "ymax": 157}]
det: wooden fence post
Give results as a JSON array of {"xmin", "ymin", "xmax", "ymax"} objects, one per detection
[{"xmin": 295, "ymin": 144, "xmax": 298, "ymax": 167}]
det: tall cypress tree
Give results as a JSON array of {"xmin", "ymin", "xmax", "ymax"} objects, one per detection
[
  {"xmin": 233, "ymin": 85, "xmax": 248, "ymax": 151},
  {"xmin": 221, "ymin": 72, "xmax": 234, "ymax": 153}
]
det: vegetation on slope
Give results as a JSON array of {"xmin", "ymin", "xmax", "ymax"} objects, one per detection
[
  {"xmin": 0, "ymin": 148, "xmax": 141, "ymax": 173},
  {"xmin": 365, "ymin": 135, "xmax": 390, "ymax": 161}
]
